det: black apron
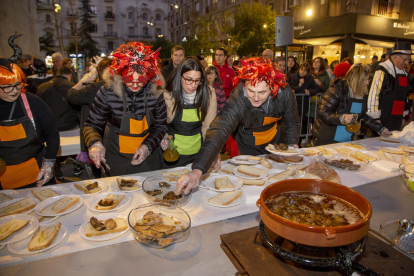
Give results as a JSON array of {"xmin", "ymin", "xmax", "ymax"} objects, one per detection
[
  {"xmin": 0, "ymin": 93, "xmax": 44, "ymax": 189},
  {"xmin": 103, "ymin": 86, "xmax": 163, "ymax": 175},
  {"xmin": 166, "ymin": 104, "xmax": 202, "ymax": 167},
  {"xmin": 235, "ymin": 107, "xmax": 282, "ymax": 155},
  {"xmin": 315, "ymin": 96, "xmax": 363, "ymax": 146},
  {"xmin": 379, "ymin": 62, "xmax": 409, "ymax": 131}
]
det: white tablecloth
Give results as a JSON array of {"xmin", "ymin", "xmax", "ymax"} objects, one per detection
[{"xmin": 0, "ymin": 138, "xmax": 403, "ymax": 267}]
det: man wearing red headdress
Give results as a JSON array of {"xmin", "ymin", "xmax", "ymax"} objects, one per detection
[
  {"xmin": 83, "ymin": 42, "xmax": 168, "ymax": 175},
  {"xmin": 176, "ymin": 58, "xmax": 300, "ymax": 194}
]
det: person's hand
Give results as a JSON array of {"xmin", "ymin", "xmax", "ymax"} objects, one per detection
[
  {"xmin": 379, "ymin": 128, "xmax": 391, "ymax": 137},
  {"xmin": 288, "ymin": 144, "xmax": 299, "ymax": 149},
  {"xmin": 36, "ymin": 159, "xmax": 55, "ymax": 186},
  {"xmin": 160, "ymin": 135, "xmax": 170, "ymax": 151},
  {"xmin": 80, "ymin": 72, "xmax": 96, "ymax": 84},
  {"xmin": 299, "ymin": 78, "xmax": 304, "ymax": 86},
  {"xmin": 176, "ymin": 169, "xmax": 203, "ymax": 195},
  {"xmin": 314, "ymin": 78, "xmax": 321, "ymax": 86},
  {"xmin": 343, "ymin": 114, "xmax": 354, "ymax": 124},
  {"xmin": 305, "ymin": 89, "xmax": 310, "ymax": 95},
  {"xmin": 210, "ymin": 154, "xmax": 221, "ymax": 172},
  {"xmin": 131, "ymin": 144, "xmax": 150, "ymax": 166},
  {"xmin": 292, "ymin": 90, "xmax": 295, "ymax": 94},
  {"xmin": 89, "ymin": 141, "xmax": 106, "ymax": 168}
]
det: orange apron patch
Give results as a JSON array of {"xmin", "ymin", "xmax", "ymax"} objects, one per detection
[
  {"xmin": 0, "ymin": 158, "xmax": 39, "ymax": 189},
  {"xmin": 0, "ymin": 124, "xmax": 26, "ymax": 142}
]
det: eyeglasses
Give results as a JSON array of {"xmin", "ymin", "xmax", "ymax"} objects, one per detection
[
  {"xmin": 182, "ymin": 76, "xmax": 202, "ymax": 86},
  {"xmin": 398, "ymin": 55, "xmax": 411, "ymax": 62},
  {"xmin": 215, "ymin": 54, "xmax": 224, "ymax": 57},
  {"xmin": 0, "ymin": 82, "xmax": 23, "ymax": 93},
  {"xmin": 125, "ymin": 81, "xmax": 142, "ymax": 87}
]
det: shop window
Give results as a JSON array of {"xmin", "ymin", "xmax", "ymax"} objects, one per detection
[
  {"xmin": 108, "ymin": 41, "xmax": 114, "ymax": 51},
  {"xmin": 46, "ymin": 14, "xmax": 51, "ymax": 23},
  {"xmin": 128, "ymin": 11, "xmax": 133, "ymax": 20},
  {"xmin": 142, "ymin": 12, "xmax": 148, "ymax": 20}
]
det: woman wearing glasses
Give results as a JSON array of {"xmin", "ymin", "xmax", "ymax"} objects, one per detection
[
  {"xmin": 161, "ymin": 57, "xmax": 217, "ymax": 167},
  {"xmin": 83, "ymin": 42, "xmax": 168, "ymax": 175},
  {"xmin": 0, "ymin": 36, "xmax": 60, "ymax": 189},
  {"xmin": 314, "ymin": 63, "xmax": 391, "ymax": 146}
]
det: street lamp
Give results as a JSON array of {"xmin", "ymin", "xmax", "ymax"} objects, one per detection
[
  {"xmin": 54, "ymin": 4, "xmax": 61, "ymax": 13},
  {"xmin": 263, "ymin": 24, "xmax": 267, "ymax": 28},
  {"xmin": 306, "ymin": 9, "xmax": 312, "ymax": 16},
  {"xmin": 175, "ymin": 5, "xmax": 179, "ymax": 9}
]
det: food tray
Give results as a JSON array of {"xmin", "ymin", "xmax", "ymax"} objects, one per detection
[{"xmin": 380, "ymin": 218, "xmax": 414, "ymax": 254}]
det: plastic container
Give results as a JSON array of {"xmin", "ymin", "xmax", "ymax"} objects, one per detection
[
  {"xmin": 398, "ymin": 164, "xmax": 414, "ymax": 193},
  {"xmin": 128, "ymin": 203, "xmax": 191, "ymax": 248}
]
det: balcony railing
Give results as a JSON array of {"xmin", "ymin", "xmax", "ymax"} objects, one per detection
[
  {"xmin": 105, "ymin": 12, "xmax": 116, "ymax": 19},
  {"xmin": 104, "ymin": 32, "xmax": 117, "ymax": 38},
  {"xmin": 125, "ymin": 34, "xmax": 153, "ymax": 40}
]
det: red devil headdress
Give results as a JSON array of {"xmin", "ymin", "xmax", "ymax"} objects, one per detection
[
  {"xmin": 110, "ymin": 42, "xmax": 162, "ymax": 86},
  {"xmin": 233, "ymin": 57, "xmax": 286, "ymax": 97}
]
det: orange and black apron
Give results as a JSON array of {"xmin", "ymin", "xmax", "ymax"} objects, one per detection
[
  {"xmin": 103, "ymin": 87, "xmax": 163, "ymax": 175},
  {"xmin": 235, "ymin": 108, "xmax": 282, "ymax": 155},
  {"xmin": 380, "ymin": 62, "xmax": 409, "ymax": 131},
  {"xmin": 0, "ymin": 93, "xmax": 44, "ymax": 189}
]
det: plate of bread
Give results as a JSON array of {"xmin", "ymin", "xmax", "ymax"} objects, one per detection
[
  {"xmin": 35, "ymin": 195, "xmax": 83, "ymax": 217},
  {"xmin": 87, "ymin": 192, "xmax": 131, "ymax": 213},
  {"xmin": 202, "ymin": 174, "xmax": 243, "ymax": 192},
  {"xmin": 79, "ymin": 215, "xmax": 129, "ymax": 242},
  {"xmin": 266, "ymin": 143, "xmax": 302, "ymax": 156},
  {"xmin": 301, "ymin": 148, "xmax": 320, "ymax": 157},
  {"xmin": 27, "ymin": 210, "xmax": 60, "ymax": 223},
  {"xmin": 7, "ymin": 222, "xmax": 67, "ymax": 255},
  {"xmin": 380, "ymin": 135, "xmax": 400, "ymax": 144},
  {"xmin": 110, "ymin": 176, "xmax": 145, "ymax": 193},
  {"xmin": 219, "ymin": 164, "xmax": 237, "ymax": 175},
  {"xmin": 0, "ymin": 190, "xmax": 21, "ymax": 205},
  {"xmin": 333, "ymin": 146, "xmax": 355, "ymax": 156},
  {"xmin": 233, "ymin": 164, "xmax": 269, "ymax": 180},
  {"xmin": 71, "ymin": 180, "xmax": 107, "ymax": 196},
  {"xmin": 0, "ymin": 214, "xmax": 39, "ymax": 246},
  {"xmin": 30, "ymin": 186, "xmax": 71, "ymax": 201},
  {"xmin": 398, "ymin": 144, "xmax": 414, "ymax": 154},
  {"xmin": 229, "ymin": 155, "xmax": 261, "ymax": 165},
  {"xmin": 266, "ymin": 154, "xmax": 309, "ymax": 164},
  {"xmin": 381, "ymin": 147, "xmax": 406, "ymax": 156},
  {"xmin": 349, "ymin": 150, "xmax": 379, "ymax": 163},
  {"xmin": 344, "ymin": 142, "xmax": 366, "ymax": 150},
  {"xmin": 0, "ymin": 197, "xmax": 38, "ymax": 218},
  {"xmin": 317, "ymin": 148, "xmax": 338, "ymax": 157},
  {"xmin": 162, "ymin": 167, "xmax": 191, "ymax": 182},
  {"xmin": 203, "ymin": 190, "xmax": 245, "ymax": 208}
]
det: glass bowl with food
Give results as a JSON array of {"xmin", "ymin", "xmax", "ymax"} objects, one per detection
[
  {"xmin": 128, "ymin": 203, "xmax": 191, "ymax": 248},
  {"xmin": 142, "ymin": 175, "xmax": 192, "ymax": 207},
  {"xmin": 399, "ymin": 164, "xmax": 414, "ymax": 193}
]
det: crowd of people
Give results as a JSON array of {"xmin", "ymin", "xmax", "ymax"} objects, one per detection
[{"xmin": 1, "ymin": 34, "xmax": 414, "ymax": 192}]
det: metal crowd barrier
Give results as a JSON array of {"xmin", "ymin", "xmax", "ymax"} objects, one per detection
[{"xmin": 294, "ymin": 93, "xmax": 323, "ymax": 146}]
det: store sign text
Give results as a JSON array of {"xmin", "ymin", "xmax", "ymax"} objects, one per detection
[
  {"xmin": 393, "ymin": 23, "xmax": 410, "ymax": 29},
  {"xmin": 404, "ymin": 30, "xmax": 414, "ymax": 36},
  {"xmin": 294, "ymin": 25, "xmax": 305, "ymax": 30},
  {"xmin": 299, "ymin": 29, "xmax": 311, "ymax": 35}
]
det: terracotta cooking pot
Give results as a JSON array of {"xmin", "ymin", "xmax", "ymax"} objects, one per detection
[{"xmin": 257, "ymin": 179, "xmax": 372, "ymax": 247}]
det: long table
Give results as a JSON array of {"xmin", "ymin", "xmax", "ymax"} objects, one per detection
[
  {"xmin": 1, "ymin": 138, "xmax": 413, "ymax": 275},
  {"xmin": 58, "ymin": 129, "xmax": 81, "ymax": 157}
]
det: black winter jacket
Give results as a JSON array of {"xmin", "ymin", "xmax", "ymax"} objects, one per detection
[
  {"xmin": 192, "ymin": 83, "xmax": 300, "ymax": 174},
  {"xmin": 290, "ymin": 72, "xmax": 321, "ymax": 95},
  {"xmin": 161, "ymin": 59, "xmax": 175, "ymax": 82},
  {"xmin": 67, "ymin": 81, "xmax": 104, "ymax": 152},
  {"xmin": 314, "ymin": 79, "xmax": 383, "ymax": 142}
]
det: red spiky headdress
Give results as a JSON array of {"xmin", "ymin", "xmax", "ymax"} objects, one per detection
[
  {"xmin": 110, "ymin": 42, "xmax": 162, "ymax": 86},
  {"xmin": 333, "ymin": 62, "xmax": 351, "ymax": 78},
  {"xmin": 233, "ymin": 57, "xmax": 286, "ymax": 97}
]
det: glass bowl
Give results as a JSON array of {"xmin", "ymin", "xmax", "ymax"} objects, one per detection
[
  {"xmin": 128, "ymin": 203, "xmax": 191, "ymax": 248},
  {"xmin": 398, "ymin": 164, "xmax": 414, "ymax": 193},
  {"xmin": 142, "ymin": 175, "xmax": 192, "ymax": 207}
]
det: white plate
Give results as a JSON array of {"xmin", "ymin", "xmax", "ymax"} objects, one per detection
[
  {"xmin": 35, "ymin": 195, "xmax": 83, "ymax": 217},
  {"xmin": 399, "ymin": 144, "xmax": 414, "ymax": 153},
  {"xmin": 29, "ymin": 186, "xmax": 71, "ymax": 201},
  {"xmin": 233, "ymin": 165, "xmax": 269, "ymax": 180},
  {"xmin": 265, "ymin": 145, "xmax": 302, "ymax": 156},
  {"xmin": 26, "ymin": 210, "xmax": 60, "ymax": 223},
  {"xmin": 161, "ymin": 166, "xmax": 192, "ymax": 183},
  {"xmin": 0, "ymin": 197, "xmax": 38, "ymax": 216},
  {"xmin": 229, "ymin": 155, "xmax": 260, "ymax": 165},
  {"xmin": 0, "ymin": 214, "xmax": 39, "ymax": 246},
  {"xmin": 110, "ymin": 176, "xmax": 145, "ymax": 193},
  {"xmin": 0, "ymin": 190, "xmax": 21, "ymax": 205},
  {"xmin": 317, "ymin": 148, "xmax": 338, "ymax": 157},
  {"xmin": 7, "ymin": 224, "xmax": 68, "ymax": 255},
  {"xmin": 300, "ymin": 148, "xmax": 320, "ymax": 157},
  {"xmin": 348, "ymin": 150, "xmax": 380, "ymax": 163},
  {"xmin": 202, "ymin": 174, "xmax": 243, "ymax": 192},
  {"xmin": 70, "ymin": 181, "xmax": 108, "ymax": 196},
  {"xmin": 86, "ymin": 192, "xmax": 131, "ymax": 213},
  {"xmin": 78, "ymin": 214, "xmax": 129, "ymax": 242},
  {"xmin": 203, "ymin": 190, "xmax": 245, "ymax": 208}
]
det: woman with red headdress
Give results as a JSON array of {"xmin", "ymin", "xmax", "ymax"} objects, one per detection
[
  {"xmin": 83, "ymin": 42, "xmax": 168, "ymax": 175},
  {"xmin": 0, "ymin": 35, "xmax": 60, "ymax": 189},
  {"xmin": 176, "ymin": 57, "xmax": 300, "ymax": 194}
]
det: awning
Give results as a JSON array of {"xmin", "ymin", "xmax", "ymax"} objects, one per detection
[
  {"xmin": 353, "ymin": 36, "xmax": 394, "ymax": 48},
  {"xmin": 294, "ymin": 36, "xmax": 345, "ymax": 46}
]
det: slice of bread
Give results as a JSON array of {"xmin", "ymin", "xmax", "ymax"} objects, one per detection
[
  {"xmin": 268, "ymin": 170, "xmax": 296, "ymax": 182},
  {"xmin": 85, "ymin": 218, "xmax": 127, "ymax": 237},
  {"xmin": 335, "ymin": 147, "xmax": 353, "ymax": 156},
  {"xmin": 0, "ymin": 197, "xmax": 36, "ymax": 218},
  {"xmin": 345, "ymin": 143, "xmax": 366, "ymax": 150},
  {"xmin": 27, "ymin": 210, "xmax": 44, "ymax": 222},
  {"xmin": 301, "ymin": 173, "xmax": 322, "ymax": 180},
  {"xmin": 301, "ymin": 149, "xmax": 319, "ymax": 156},
  {"xmin": 117, "ymin": 178, "xmax": 140, "ymax": 191},
  {"xmin": 40, "ymin": 196, "xmax": 80, "ymax": 215},
  {"xmin": 31, "ymin": 188, "xmax": 60, "ymax": 201},
  {"xmin": 208, "ymin": 190, "xmax": 243, "ymax": 206},
  {"xmin": 214, "ymin": 176, "xmax": 234, "ymax": 190},
  {"xmin": 0, "ymin": 218, "xmax": 30, "ymax": 241},
  {"xmin": 237, "ymin": 165, "xmax": 265, "ymax": 178},
  {"xmin": 266, "ymin": 154, "xmax": 286, "ymax": 163},
  {"xmin": 380, "ymin": 136, "xmax": 400, "ymax": 143},
  {"xmin": 161, "ymin": 169, "xmax": 190, "ymax": 182},
  {"xmin": 241, "ymin": 179, "xmax": 266, "ymax": 186},
  {"xmin": 381, "ymin": 148, "xmax": 405, "ymax": 155},
  {"xmin": 350, "ymin": 151, "xmax": 378, "ymax": 162},
  {"xmin": 73, "ymin": 181, "xmax": 102, "ymax": 194},
  {"xmin": 259, "ymin": 158, "xmax": 272, "ymax": 169},
  {"xmin": 28, "ymin": 222, "xmax": 61, "ymax": 251},
  {"xmin": 219, "ymin": 164, "xmax": 236, "ymax": 175},
  {"xmin": 95, "ymin": 194, "xmax": 125, "ymax": 211},
  {"xmin": 0, "ymin": 193, "xmax": 12, "ymax": 205},
  {"xmin": 247, "ymin": 156, "xmax": 262, "ymax": 161}
]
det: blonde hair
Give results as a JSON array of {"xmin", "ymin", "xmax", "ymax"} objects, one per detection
[{"xmin": 344, "ymin": 63, "xmax": 370, "ymax": 97}]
